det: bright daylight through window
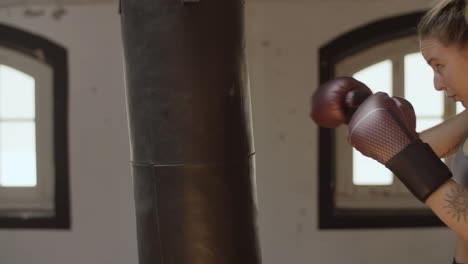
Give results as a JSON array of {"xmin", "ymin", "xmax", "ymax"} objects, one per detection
[
  {"xmin": 352, "ymin": 60, "xmax": 393, "ymax": 186},
  {"xmin": 0, "ymin": 65, "xmax": 37, "ymax": 187}
]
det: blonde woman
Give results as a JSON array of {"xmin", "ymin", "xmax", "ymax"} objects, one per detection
[
  {"xmin": 418, "ymin": 1, "xmax": 468, "ymax": 262},
  {"xmin": 311, "ymin": 1, "xmax": 468, "ymax": 263}
]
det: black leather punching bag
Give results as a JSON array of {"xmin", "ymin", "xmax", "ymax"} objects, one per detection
[{"xmin": 119, "ymin": 1, "xmax": 260, "ymax": 263}]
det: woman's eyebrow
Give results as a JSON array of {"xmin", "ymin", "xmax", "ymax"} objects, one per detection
[{"xmin": 427, "ymin": 57, "xmax": 438, "ymax": 65}]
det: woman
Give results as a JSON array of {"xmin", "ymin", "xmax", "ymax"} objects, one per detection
[
  {"xmin": 411, "ymin": 0, "xmax": 468, "ymax": 262},
  {"xmin": 311, "ymin": 1, "xmax": 468, "ymax": 263}
]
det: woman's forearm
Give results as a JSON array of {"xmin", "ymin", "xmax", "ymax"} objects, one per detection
[
  {"xmin": 426, "ymin": 180, "xmax": 468, "ymax": 242},
  {"xmin": 420, "ymin": 110, "xmax": 468, "ymax": 158},
  {"xmin": 455, "ymin": 234, "xmax": 468, "ymax": 264}
]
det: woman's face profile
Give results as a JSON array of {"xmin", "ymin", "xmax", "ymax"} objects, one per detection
[{"xmin": 420, "ymin": 38, "xmax": 468, "ymax": 108}]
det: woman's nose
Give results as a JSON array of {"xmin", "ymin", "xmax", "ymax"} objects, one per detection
[{"xmin": 433, "ymin": 74, "xmax": 445, "ymax": 91}]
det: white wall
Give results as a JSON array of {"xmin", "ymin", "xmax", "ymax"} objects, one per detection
[
  {"xmin": 246, "ymin": 1, "xmax": 454, "ymax": 264},
  {"xmin": 0, "ymin": 3, "xmax": 138, "ymax": 264},
  {"xmin": 0, "ymin": 1, "xmax": 455, "ymax": 264}
]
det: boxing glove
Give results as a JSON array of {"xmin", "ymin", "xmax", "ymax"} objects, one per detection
[
  {"xmin": 311, "ymin": 77, "xmax": 372, "ymax": 128},
  {"xmin": 348, "ymin": 92, "xmax": 452, "ymax": 202}
]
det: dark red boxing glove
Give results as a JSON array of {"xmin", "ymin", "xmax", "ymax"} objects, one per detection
[
  {"xmin": 348, "ymin": 92, "xmax": 452, "ymax": 202},
  {"xmin": 311, "ymin": 77, "xmax": 373, "ymax": 128}
]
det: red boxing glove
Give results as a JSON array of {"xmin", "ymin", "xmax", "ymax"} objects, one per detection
[
  {"xmin": 348, "ymin": 92, "xmax": 452, "ymax": 202},
  {"xmin": 310, "ymin": 77, "xmax": 372, "ymax": 128},
  {"xmin": 348, "ymin": 93, "xmax": 418, "ymax": 164}
]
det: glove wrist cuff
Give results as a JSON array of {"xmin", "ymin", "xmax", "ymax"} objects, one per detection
[{"xmin": 386, "ymin": 140, "xmax": 452, "ymax": 202}]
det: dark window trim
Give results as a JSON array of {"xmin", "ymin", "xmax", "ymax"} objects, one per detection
[
  {"xmin": 0, "ymin": 23, "xmax": 70, "ymax": 229},
  {"xmin": 318, "ymin": 11, "xmax": 445, "ymax": 229}
]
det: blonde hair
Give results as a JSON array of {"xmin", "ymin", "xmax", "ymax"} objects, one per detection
[{"xmin": 418, "ymin": 0, "xmax": 468, "ymax": 48}]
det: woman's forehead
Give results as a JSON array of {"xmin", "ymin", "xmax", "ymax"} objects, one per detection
[
  {"xmin": 420, "ymin": 38, "xmax": 442, "ymax": 52},
  {"xmin": 420, "ymin": 38, "xmax": 443, "ymax": 60},
  {"xmin": 419, "ymin": 38, "xmax": 468, "ymax": 63}
]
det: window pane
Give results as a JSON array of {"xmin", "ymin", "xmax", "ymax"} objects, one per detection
[
  {"xmin": 353, "ymin": 60, "xmax": 392, "ymax": 95},
  {"xmin": 0, "ymin": 65, "xmax": 35, "ymax": 119},
  {"xmin": 352, "ymin": 60, "xmax": 393, "ymax": 186},
  {"xmin": 416, "ymin": 117, "xmax": 444, "ymax": 133},
  {"xmin": 404, "ymin": 53, "xmax": 443, "ymax": 117},
  {"xmin": 0, "ymin": 122, "xmax": 36, "ymax": 187},
  {"xmin": 353, "ymin": 149, "xmax": 393, "ymax": 185},
  {"xmin": 456, "ymin": 102, "xmax": 464, "ymax": 114}
]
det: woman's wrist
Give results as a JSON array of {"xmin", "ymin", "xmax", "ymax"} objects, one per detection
[{"xmin": 455, "ymin": 234, "xmax": 468, "ymax": 264}]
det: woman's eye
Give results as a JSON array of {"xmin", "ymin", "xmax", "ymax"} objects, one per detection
[{"xmin": 436, "ymin": 64, "xmax": 443, "ymax": 72}]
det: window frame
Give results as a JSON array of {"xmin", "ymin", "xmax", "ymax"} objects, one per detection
[
  {"xmin": 318, "ymin": 11, "xmax": 445, "ymax": 229},
  {"xmin": 0, "ymin": 50, "xmax": 54, "ymax": 210},
  {"xmin": 334, "ymin": 36, "xmax": 444, "ymax": 210},
  {"xmin": 0, "ymin": 23, "xmax": 69, "ymax": 229}
]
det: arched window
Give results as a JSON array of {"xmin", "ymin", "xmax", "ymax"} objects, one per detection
[
  {"xmin": 0, "ymin": 24, "xmax": 69, "ymax": 229},
  {"xmin": 318, "ymin": 12, "xmax": 450, "ymax": 229}
]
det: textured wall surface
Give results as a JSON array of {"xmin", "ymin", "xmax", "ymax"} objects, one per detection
[{"xmin": 0, "ymin": 1, "xmax": 456, "ymax": 264}]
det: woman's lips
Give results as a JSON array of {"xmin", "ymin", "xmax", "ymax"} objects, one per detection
[{"xmin": 444, "ymin": 91, "xmax": 460, "ymax": 102}]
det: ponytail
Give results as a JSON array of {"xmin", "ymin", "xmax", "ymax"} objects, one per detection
[{"xmin": 418, "ymin": 0, "xmax": 468, "ymax": 48}]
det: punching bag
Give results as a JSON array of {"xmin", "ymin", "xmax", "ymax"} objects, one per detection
[{"xmin": 119, "ymin": 0, "xmax": 260, "ymax": 264}]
